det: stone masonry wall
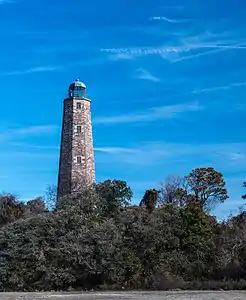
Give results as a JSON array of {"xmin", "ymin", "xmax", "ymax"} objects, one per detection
[
  {"xmin": 71, "ymin": 98, "xmax": 95, "ymax": 188},
  {"xmin": 57, "ymin": 97, "xmax": 95, "ymax": 200},
  {"xmin": 57, "ymin": 98, "xmax": 73, "ymax": 198}
]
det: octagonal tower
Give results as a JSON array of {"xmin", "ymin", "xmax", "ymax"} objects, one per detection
[{"xmin": 57, "ymin": 79, "xmax": 95, "ymax": 200}]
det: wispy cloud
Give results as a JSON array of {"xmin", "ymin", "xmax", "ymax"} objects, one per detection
[
  {"xmin": 229, "ymin": 153, "xmax": 245, "ymax": 161},
  {"xmin": 101, "ymin": 29, "xmax": 246, "ymax": 63},
  {"xmin": 10, "ymin": 143, "xmax": 59, "ymax": 150},
  {"xmin": 192, "ymin": 81, "xmax": 246, "ymax": 94},
  {"xmin": 1, "ymin": 66, "xmax": 61, "ymax": 76},
  {"xmin": 94, "ymin": 102, "xmax": 202, "ymax": 125},
  {"xmin": 97, "ymin": 143, "xmax": 246, "ymax": 158},
  {"xmin": 95, "ymin": 142, "xmax": 246, "ymax": 167},
  {"xmin": 16, "ymin": 125, "xmax": 57, "ymax": 135},
  {"xmin": 170, "ymin": 42, "xmax": 246, "ymax": 63},
  {"xmin": 108, "ymin": 53, "xmax": 135, "ymax": 61},
  {"xmin": 149, "ymin": 16, "xmax": 191, "ymax": 23},
  {"xmin": 0, "ymin": 150, "xmax": 57, "ymax": 160},
  {"xmin": 95, "ymin": 147, "xmax": 141, "ymax": 154},
  {"xmin": 101, "ymin": 45, "xmax": 191, "ymax": 57},
  {"xmin": 0, "ymin": 125, "xmax": 57, "ymax": 142},
  {"xmin": 102, "ymin": 43, "xmax": 246, "ymax": 62},
  {"xmin": 0, "ymin": 0, "xmax": 16, "ymax": 4},
  {"xmin": 134, "ymin": 68, "xmax": 160, "ymax": 82}
]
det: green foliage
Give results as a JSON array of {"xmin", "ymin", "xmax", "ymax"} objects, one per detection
[
  {"xmin": 178, "ymin": 203, "xmax": 217, "ymax": 279},
  {"xmin": 0, "ymin": 171, "xmax": 245, "ymax": 291},
  {"xmin": 26, "ymin": 197, "xmax": 47, "ymax": 215},
  {"xmin": 0, "ymin": 194, "xmax": 26, "ymax": 228},
  {"xmin": 0, "ymin": 209, "xmax": 122, "ymax": 291},
  {"xmin": 185, "ymin": 167, "xmax": 229, "ymax": 211},
  {"xmin": 95, "ymin": 180, "xmax": 132, "ymax": 217},
  {"xmin": 139, "ymin": 189, "xmax": 159, "ymax": 213}
]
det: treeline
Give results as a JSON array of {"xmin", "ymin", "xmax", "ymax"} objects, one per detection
[{"xmin": 0, "ymin": 167, "xmax": 246, "ymax": 292}]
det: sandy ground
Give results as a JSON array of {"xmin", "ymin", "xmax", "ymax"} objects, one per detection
[{"xmin": 1, "ymin": 291, "xmax": 246, "ymax": 300}]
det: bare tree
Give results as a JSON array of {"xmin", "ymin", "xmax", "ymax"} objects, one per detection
[
  {"xmin": 44, "ymin": 184, "xmax": 57, "ymax": 211},
  {"xmin": 158, "ymin": 175, "xmax": 189, "ymax": 207},
  {"xmin": 242, "ymin": 182, "xmax": 246, "ymax": 200}
]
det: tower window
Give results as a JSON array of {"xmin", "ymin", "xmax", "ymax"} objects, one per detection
[
  {"xmin": 77, "ymin": 156, "xmax": 82, "ymax": 164},
  {"xmin": 76, "ymin": 102, "xmax": 82, "ymax": 109},
  {"xmin": 76, "ymin": 125, "xmax": 82, "ymax": 133}
]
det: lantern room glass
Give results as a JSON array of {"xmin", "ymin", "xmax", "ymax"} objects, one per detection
[{"xmin": 68, "ymin": 79, "xmax": 86, "ymax": 98}]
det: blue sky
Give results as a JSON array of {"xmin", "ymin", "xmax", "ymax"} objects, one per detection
[{"xmin": 0, "ymin": 0, "xmax": 246, "ymax": 219}]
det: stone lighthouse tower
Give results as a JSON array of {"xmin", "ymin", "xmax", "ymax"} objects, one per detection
[{"xmin": 57, "ymin": 79, "xmax": 95, "ymax": 200}]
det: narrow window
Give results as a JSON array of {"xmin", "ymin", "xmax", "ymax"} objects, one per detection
[
  {"xmin": 76, "ymin": 102, "xmax": 81, "ymax": 109},
  {"xmin": 77, "ymin": 156, "xmax": 82, "ymax": 164},
  {"xmin": 77, "ymin": 125, "xmax": 82, "ymax": 133}
]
